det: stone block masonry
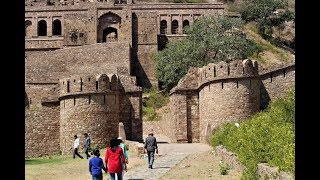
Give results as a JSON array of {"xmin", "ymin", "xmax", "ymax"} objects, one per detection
[{"xmin": 167, "ymin": 59, "xmax": 295, "ymax": 143}]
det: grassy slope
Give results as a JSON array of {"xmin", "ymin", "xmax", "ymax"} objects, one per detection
[
  {"xmin": 211, "ymin": 89, "xmax": 295, "ymax": 179},
  {"xmin": 244, "ymin": 22, "xmax": 295, "ymax": 66}
]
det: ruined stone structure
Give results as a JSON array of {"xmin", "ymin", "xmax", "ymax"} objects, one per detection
[
  {"xmin": 24, "ymin": 0, "xmax": 295, "ymax": 158},
  {"xmin": 25, "ymin": 0, "xmax": 224, "ymax": 157},
  {"xmin": 147, "ymin": 59, "xmax": 295, "ymax": 143}
]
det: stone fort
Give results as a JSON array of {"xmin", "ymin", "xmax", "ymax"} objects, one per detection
[{"xmin": 25, "ymin": 0, "xmax": 295, "ymax": 157}]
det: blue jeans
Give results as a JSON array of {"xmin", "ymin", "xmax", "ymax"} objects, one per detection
[
  {"xmin": 147, "ymin": 151, "xmax": 155, "ymax": 167},
  {"xmin": 110, "ymin": 172, "xmax": 122, "ymax": 180},
  {"xmin": 92, "ymin": 174, "xmax": 102, "ymax": 180}
]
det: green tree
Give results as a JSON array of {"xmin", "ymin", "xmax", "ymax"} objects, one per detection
[
  {"xmin": 155, "ymin": 16, "xmax": 261, "ymax": 90},
  {"xmin": 236, "ymin": 0, "xmax": 294, "ymax": 38}
]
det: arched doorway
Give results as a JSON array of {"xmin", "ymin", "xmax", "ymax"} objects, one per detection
[
  {"xmin": 103, "ymin": 27, "xmax": 118, "ymax": 42},
  {"xmin": 97, "ymin": 12, "xmax": 121, "ymax": 43}
]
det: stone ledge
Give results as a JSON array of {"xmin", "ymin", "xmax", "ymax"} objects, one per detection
[
  {"xmin": 125, "ymin": 140, "xmax": 144, "ymax": 155},
  {"xmin": 257, "ymin": 163, "xmax": 294, "ymax": 180}
]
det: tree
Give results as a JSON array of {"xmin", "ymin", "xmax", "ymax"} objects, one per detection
[
  {"xmin": 236, "ymin": 0, "xmax": 294, "ymax": 38},
  {"xmin": 155, "ymin": 16, "xmax": 261, "ymax": 90}
]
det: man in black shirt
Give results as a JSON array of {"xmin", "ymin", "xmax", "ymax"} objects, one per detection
[{"xmin": 144, "ymin": 133, "xmax": 158, "ymax": 169}]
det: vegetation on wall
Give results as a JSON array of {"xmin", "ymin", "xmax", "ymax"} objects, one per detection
[
  {"xmin": 211, "ymin": 88, "xmax": 295, "ymax": 179},
  {"xmin": 155, "ymin": 16, "xmax": 262, "ymax": 91},
  {"xmin": 142, "ymin": 88, "xmax": 169, "ymax": 121}
]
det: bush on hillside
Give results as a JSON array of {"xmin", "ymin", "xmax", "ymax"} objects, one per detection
[
  {"xmin": 211, "ymin": 88, "xmax": 295, "ymax": 179},
  {"xmin": 142, "ymin": 88, "xmax": 169, "ymax": 121}
]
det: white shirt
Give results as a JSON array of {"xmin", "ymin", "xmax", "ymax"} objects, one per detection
[{"xmin": 74, "ymin": 138, "xmax": 80, "ymax": 149}]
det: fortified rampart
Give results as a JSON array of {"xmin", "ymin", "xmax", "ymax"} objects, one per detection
[
  {"xmin": 25, "ymin": 72, "xmax": 143, "ymax": 157},
  {"xmin": 159, "ymin": 59, "xmax": 295, "ymax": 143},
  {"xmin": 59, "ymin": 74, "xmax": 120, "ymax": 154}
]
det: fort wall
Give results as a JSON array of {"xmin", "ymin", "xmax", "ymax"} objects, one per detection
[
  {"xmin": 168, "ymin": 59, "xmax": 294, "ymax": 143},
  {"xmin": 59, "ymin": 74, "xmax": 120, "ymax": 154},
  {"xmin": 25, "ymin": 2, "xmax": 224, "ymax": 88},
  {"xmin": 26, "ymin": 43, "xmax": 131, "ymax": 82},
  {"xmin": 25, "ymin": 105, "xmax": 60, "ymax": 157},
  {"xmin": 259, "ymin": 62, "xmax": 295, "ymax": 109}
]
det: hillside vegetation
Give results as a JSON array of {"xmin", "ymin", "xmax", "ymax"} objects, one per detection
[{"xmin": 211, "ymin": 88, "xmax": 295, "ymax": 179}]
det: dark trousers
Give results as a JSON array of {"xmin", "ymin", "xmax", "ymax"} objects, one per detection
[
  {"xmin": 73, "ymin": 148, "xmax": 83, "ymax": 159},
  {"xmin": 84, "ymin": 147, "xmax": 91, "ymax": 159},
  {"xmin": 147, "ymin": 151, "xmax": 155, "ymax": 167}
]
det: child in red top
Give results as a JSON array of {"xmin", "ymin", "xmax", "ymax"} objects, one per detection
[{"xmin": 105, "ymin": 138, "xmax": 127, "ymax": 180}]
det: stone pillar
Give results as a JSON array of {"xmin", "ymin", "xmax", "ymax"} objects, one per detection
[{"xmin": 119, "ymin": 122, "xmax": 126, "ymax": 140}]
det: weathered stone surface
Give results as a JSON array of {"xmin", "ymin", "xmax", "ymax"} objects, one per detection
[{"xmin": 166, "ymin": 59, "xmax": 295, "ymax": 143}]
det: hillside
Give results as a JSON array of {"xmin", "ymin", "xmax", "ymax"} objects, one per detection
[{"xmin": 244, "ymin": 22, "xmax": 295, "ymax": 67}]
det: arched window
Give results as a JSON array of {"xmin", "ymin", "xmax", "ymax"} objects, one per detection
[
  {"xmin": 25, "ymin": 20, "xmax": 32, "ymax": 37},
  {"xmin": 38, "ymin": 20, "xmax": 47, "ymax": 36},
  {"xmin": 160, "ymin": 20, "xmax": 167, "ymax": 35},
  {"xmin": 52, "ymin": 19, "xmax": 62, "ymax": 36},
  {"xmin": 171, "ymin": 20, "xmax": 178, "ymax": 34},
  {"xmin": 183, "ymin": 20, "xmax": 189, "ymax": 34}
]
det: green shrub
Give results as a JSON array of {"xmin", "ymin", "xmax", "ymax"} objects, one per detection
[
  {"xmin": 142, "ymin": 106, "xmax": 160, "ymax": 121},
  {"xmin": 219, "ymin": 162, "xmax": 231, "ymax": 175},
  {"xmin": 142, "ymin": 87, "xmax": 169, "ymax": 121},
  {"xmin": 211, "ymin": 88, "xmax": 295, "ymax": 179}
]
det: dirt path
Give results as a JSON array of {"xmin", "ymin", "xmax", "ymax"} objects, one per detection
[{"xmin": 26, "ymin": 136, "xmax": 241, "ymax": 180}]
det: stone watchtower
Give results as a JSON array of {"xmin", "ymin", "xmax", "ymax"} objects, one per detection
[{"xmin": 59, "ymin": 74, "xmax": 120, "ymax": 154}]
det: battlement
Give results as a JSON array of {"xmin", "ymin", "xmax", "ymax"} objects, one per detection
[
  {"xmin": 59, "ymin": 73, "xmax": 119, "ymax": 97},
  {"xmin": 171, "ymin": 59, "xmax": 259, "ymax": 93},
  {"xmin": 199, "ymin": 59, "xmax": 259, "ymax": 84},
  {"xmin": 259, "ymin": 59, "xmax": 295, "ymax": 76}
]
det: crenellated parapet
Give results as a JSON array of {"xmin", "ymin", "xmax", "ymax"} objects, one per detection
[
  {"xmin": 171, "ymin": 59, "xmax": 259, "ymax": 94},
  {"xmin": 59, "ymin": 73, "xmax": 120, "ymax": 98},
  {"xmin": 259, "ymin": 59, "xmax": 295, "ymax": 76},
  {"xmin": 198, "ymin": 59, "xmax": 259, "ymax": 87}
]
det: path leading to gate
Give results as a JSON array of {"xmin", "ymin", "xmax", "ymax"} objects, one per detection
[{"xmin": 124, "ymin": 136, "xmax": 212, "ymax": 180}]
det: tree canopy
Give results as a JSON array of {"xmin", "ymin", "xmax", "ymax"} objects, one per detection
[
  {"xmin": 236, "ymin": 0, "xmax": 294, "ymax": 38},
  {"xmin": 155, "ymin": 16, "xmax": 262, "ymax": 90}
]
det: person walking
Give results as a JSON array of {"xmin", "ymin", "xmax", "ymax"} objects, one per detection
[
  {"xmin": 89, "ymin": 149, "xmax": 107, "ymax": 180},
  {"xmin": 105, "ymin": 138, "xmax": 127, "ymax": 180},
  {"xmin": 117, "ymin": 137, "xmax": 128, "ymax": 178},
  {"xmin": 83, "ymin": 133, "xmax": 91, "ymax": 159},
  {"xmin": 73, "ymin": 135, "xmax": 84, "ymax": 159},
  {"xmin": 144, "ymin": 133, "xmax": 158, "ymax": 169}
]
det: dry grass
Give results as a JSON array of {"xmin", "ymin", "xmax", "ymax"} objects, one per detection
[
  {"xmin": 244, "ymin": 22, "xmax": 295, "ymax": 67},
  {"xmin": 25, "ymin": 149, "xmax": 145, "ymax": 180},
  {"xmin": 159, "ymin": 150, "xmax": 242, "ymax": 180}
]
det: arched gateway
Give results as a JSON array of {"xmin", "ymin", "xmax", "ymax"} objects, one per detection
[{"xmin": 97, "ymin": 12, "xmax": 121, "ymax": 43}]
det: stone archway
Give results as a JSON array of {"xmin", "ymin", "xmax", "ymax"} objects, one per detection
[
  {"xmin": 103, "ymin": 27, "xmax": 118, "ymax": 42},
  {"xmin": 97, "ymin": 12, "xmax": 121, "ymax": 43}
]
